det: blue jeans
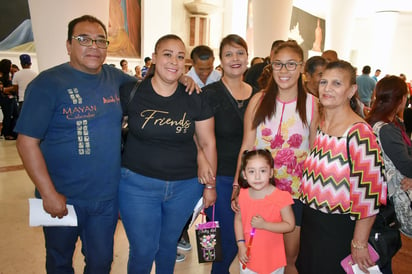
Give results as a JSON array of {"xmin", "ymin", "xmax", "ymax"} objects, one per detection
[
  {"xmin": 205, "ymin": 176, "xmax": 238, "ymax": 274},
  {"xmin": 119, "ymin": 168, "xmax": 203, "ymax": 274},
  {"xmin": 43, "ymin": 198, "xmax": 118, "ymax": 274}
]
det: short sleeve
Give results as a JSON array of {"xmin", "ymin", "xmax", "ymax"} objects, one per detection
[{"xmin": 347, "ymin": 123, "xmax": 387, "ymax": 219}]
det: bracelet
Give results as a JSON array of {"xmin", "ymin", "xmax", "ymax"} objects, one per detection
[
  {"xmin": 237, "ymin": 239, "xmax": 245, "ymax": 243},
  {"xmin": 351, "ymin": 240, "xmax": 367, "ymax": 249},
  {"xmin": 204, "ymin": 184, "xmax": 216, "ymax": 189}
]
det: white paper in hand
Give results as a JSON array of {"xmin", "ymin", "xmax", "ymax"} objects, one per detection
[
  {"xmin": 29, "ymin": 198, "xmax": 78, "ymax": 227},
  {"xmin": 189, "ymin": 197, "xmax": 204, "ymax": 228},
  {"xmin": 352, "ymin": 264, "xmax": 383, "ymax": 274}
]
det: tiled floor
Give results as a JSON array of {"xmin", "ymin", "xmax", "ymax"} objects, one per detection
[
  {"xmin": 1, "ymin": 138, "xmax": 411, "ymax": 274},
  {"xmin": 0, "ymin": 138, "xmax": 239, "ymax": 273}
]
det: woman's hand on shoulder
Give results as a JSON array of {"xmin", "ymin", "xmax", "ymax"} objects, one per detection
[{"xmin": 179, "ymin": 75, "xmax": 201, "ymax": 94}]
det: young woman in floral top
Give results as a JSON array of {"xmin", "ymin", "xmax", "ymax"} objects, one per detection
[{"xmin": 232, "ymin": 40, "xmax": 319, "ymax": 274}]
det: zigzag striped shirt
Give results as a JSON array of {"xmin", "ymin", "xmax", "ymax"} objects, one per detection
[{"xmin": 300, "ymin": 122, "xmax": 387, "ymax": 220}]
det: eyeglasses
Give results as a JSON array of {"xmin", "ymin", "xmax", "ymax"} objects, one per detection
[
  {"xmin": 271, "ymin": 61, "xmax": 302, "ymax": 71},
  {"xmin": 72, "ymin": 36, "xmax": 110, "ymax": 49}
]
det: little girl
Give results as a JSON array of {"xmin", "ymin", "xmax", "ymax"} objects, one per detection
[{"xmin": 234, "ymin": 149, "xmax": 295, "ymax": 274}]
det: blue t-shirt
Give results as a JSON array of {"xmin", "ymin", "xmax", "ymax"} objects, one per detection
[{"xmin": 15, "ymin": 63, "xmax": 136, "ymax": 201}]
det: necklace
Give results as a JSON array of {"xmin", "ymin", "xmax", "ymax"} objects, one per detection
[
  {"xmin": 223, "ymin": 79, "xmax": 246, "ymax": 108},
  {"xmin": 236, "ymin": 99, "xmax": 244, "ymax": 108}
]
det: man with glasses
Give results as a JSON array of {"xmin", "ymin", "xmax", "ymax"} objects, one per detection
[{"xmin": 15, "ymin": 15, "xmax": 136, "ymax": 274}]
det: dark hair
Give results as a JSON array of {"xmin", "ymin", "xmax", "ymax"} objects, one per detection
[
  {"xmin": 257, "ymin": 64, "xmax": 272, "ymax": 90},
  {"xmin": 120, "ymin": 59, "xmax": 127, "ymax": 66},
  {"xmin": 304, "ymin": 56, "xmax": 327, "ymax": 76},
  {"xmin": 238, "ymin": 149, "xmax": 275, "ymax": 188},
  {"xmin": 271, "ymin": 40, "xmax": 285, "ymax": 51},
  {"xmin": 219, "ymin": 34, "xmax": 248, "ymax": 59},
  {"xmin": 0, "ymin": 59, "xmax": 12, "ymax": 84},
  {"xmin": 253, "ymin": 40, "xmax": 307, "ymax": 129},
  {"xmin": 67, "ymin": 15, "xmax": 107, "ymax": 42},
  {"xmin": 144, "ymin": 34, "xmax": 185, "ymax": 79},
  {"xmin": 366, "ymin": 75, "xmax": 408, "ymax": 126},
  {"xmin": 190, "ymin": 45, "xmax": 214, "ymax": 61},
  {"xmin": 325, "ymin": 60, "xmax": 357, "ymax": 85},
  {"xmin": 362, "ymin": 65, "xmax": 371, "ymax": 74}
]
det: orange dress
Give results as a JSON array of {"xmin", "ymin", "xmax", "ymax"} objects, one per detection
[{"xmin": 238, "ymin": 187, "xmax": 294, "ymax": 274}]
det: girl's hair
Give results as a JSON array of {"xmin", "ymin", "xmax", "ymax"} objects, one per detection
[
  {"xmin": 252, "ymin": 40, "xmax": 307, "ymax": 129},
  {"xmin": 238, "ymin": 149, "xmax": 275, "ymax": 188},
  {"xmin": 145, "ymin": 34, "xmax": 185, "ymax": 79},
  {"xmin": 366, "ymin": 75, "xmax": 408, "ymax": 126},
  {"xmin": 219, "ymin": 34, "xmax": 248, "ymax": 59}
]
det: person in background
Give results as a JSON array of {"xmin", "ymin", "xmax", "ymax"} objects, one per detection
[
  {"xmin": 120, "ymin": 59, "xmax": 133, "ymax": 75},
  {"xmin": 119, "ymin": 34, "xmax": 216, "ymax": 274},
  {"xmin": 12, "ymin": 54, "xmax": 38, "ymax": 111},
  {"xmin": 400, "ymin": 73, "xmax": 412, "ymax": 97},
  {"xmin": 243, "ymin": 56, "xmax": 264, "ymax": 81},
  {"xmin": 404, "ymin": 96, "xmax": 412, "ymax": 138},
  {"xmin": 366, "ymin": 75, "xmax": 412, "ymax": 250},
  {"xmin": 215, "ymin": 64, "xmax": 223, "ymax": 76},
  {"xmin": 356, "ymin": 65, "xmax": 376, "ymax": 107},
  {"xmin": 321, "ymin": 49, "xmax": 338, "ymax": 63},
  {"xmin": 11, "ymin": 64, "xmax": 20, "ymax": 78},
  {"xmin": 372, "ymin": 69, "xmax": 381, "ymax": 82},
  {"xmin": 141, "ymin": 56, "xmax": 152, "ymax": 78},
  {"xmin": 0, "ymin": 58, "xmax": 19, "ymax": 140},
  {"xmin": 202, "ymin": 34, "xmax": 257, "ymax": 274},
  {"xmin": 186, "ymin": 45, "xmax": 221, "ymax": 88},
  {"xmin": 232, "ymin": 40, "xmax": 319, "ymax": 274},
  {"xmin": 303, "ymin": 55, "xmax": 327, "ymax": 98},
  {"xmin": 235, "ymin": 149, "xmax": 295, "ymax": 274},
  {"xmin": 250, "ymin": 57, "xmax": 264, "ymax": 67},
  {"xmin": 15, "ymin": 15, "xmax": 137, "ymax": 273},
  {"xmin": 134, "ymin": 65, "xmax": 143, "ymax": 81},
  {"xmin": 298, "ymin": 60, "xmax": 387, "ymax": 274}
]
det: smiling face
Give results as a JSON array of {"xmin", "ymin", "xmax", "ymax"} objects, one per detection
[
  {"xmin": 242, "ymin": 156, "xmax": 274, "ymax": 192},
  {"xmin": 319, "ymin": 67, "xmax": 356, "ymax": 110},
  {"xmin": 272, "ymin": 47, "xmax": 303, "ymax": 93},
  {"xmin": 193, "ymin": 57, "xmax": 214, "ymax": 84},
  {"xmin": 220, "ymin": 43, "xmax": 248, "ymax": 78},
  {"xmin": 66, "ymin": 21, "xmax": 107, "ymax": 74},
  {"xmin": 152, "ymin": 38, "xmax": 186, "ymax": 84}
]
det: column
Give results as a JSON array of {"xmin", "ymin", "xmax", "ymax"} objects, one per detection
[
  {"xmin": 28, "ymin": 0, "xmax": 109, "ymax": 71},
  {"xmin": 251, "ymin": 0, "xmax": 293, "ymax": 58}
]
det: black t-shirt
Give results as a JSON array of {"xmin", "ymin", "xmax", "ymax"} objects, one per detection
[
  {"xmin": 122, "ymin": 78, "xmax": 213, "ymax": 180},
  {"xmin": 203, "ymin": 80, "xmax": 257, "ymax": 176}
]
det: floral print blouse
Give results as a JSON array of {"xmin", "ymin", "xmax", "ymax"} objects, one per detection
[{"xmin": 255, "ymin": 94, "xmax": 316, "ymax": 199}]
